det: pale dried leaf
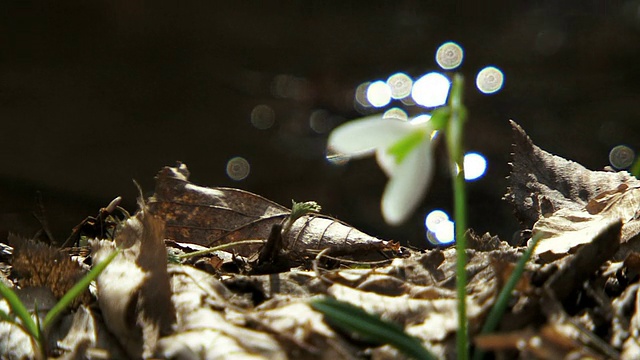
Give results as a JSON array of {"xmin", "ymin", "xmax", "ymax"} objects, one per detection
[
  {"xmin": 0, "ymin": 299, "xmax": 38, "ymax": 359},
  {"xmin": 621, "ymin": 285, "xmax": 640, "ymax": 358},
  {"xmin": 156, "ymin": 264, "xmax": 286, "ymax": 360},
  {"xmin": 255, "ymin": 301, "xmax": 361, "ymax": 358},
  {"xmin": 56, "ymin": 305, "xmax": 128, "ymax": 360},
  {"xmin": 91, "ymin": 203, "xmax": 175, "ymax": 359}
]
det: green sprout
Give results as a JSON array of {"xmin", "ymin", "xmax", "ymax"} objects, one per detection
[
  {"xmin": 310, "ymin": 297, "xmax": 437, "ymax": 360},
  {"xmin": 0, "ymin": 248, "xmax": 119, "ymax": 358}
]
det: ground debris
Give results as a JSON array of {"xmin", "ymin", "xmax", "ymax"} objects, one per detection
[{"xmin": 8, "ymin": 127, "xmax": 640, "ymax": 359}]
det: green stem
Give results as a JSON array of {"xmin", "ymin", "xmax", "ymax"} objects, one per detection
[
  {"xmin": 176, "ymin": 239, "xmax": 266, "ymax": 259},
  {"xmin": 447, "ymin": 73, "xmax": 469, "ymax": 360}
]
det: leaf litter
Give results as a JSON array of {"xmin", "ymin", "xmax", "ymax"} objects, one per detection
[{"xmin": 2, "ymin": 121, "xmax": 640, "ymax": 358}]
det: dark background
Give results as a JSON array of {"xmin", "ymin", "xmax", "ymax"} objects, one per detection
[{"xmin": 1, "ymin": 1, "xmax": 639, "ymax": 247}]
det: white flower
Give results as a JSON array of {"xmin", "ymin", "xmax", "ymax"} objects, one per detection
[{"xmin": 327, "ymin": 114, "xmax": 435, "ymax": 225}]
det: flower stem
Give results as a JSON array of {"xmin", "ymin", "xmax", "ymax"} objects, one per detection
[{"xmin": 447, "ymin": 73, "xmax": 469, "ymax": 360}]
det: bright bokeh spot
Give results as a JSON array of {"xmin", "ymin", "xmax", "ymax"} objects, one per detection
[
  {"xmin": 476, "ymin": 66, "xmax": 504, "ymax": 94},
  {"xmin": 463, "ymin": 152, "xmax": 487, "ymax": 181},
  {"xmin": 226, "ymin": 156, "xmax": 250, "ymax": 181},
  {"xmin": 435, "ymin": 220, "xmax": 455, "ymax": 244},
  {"xmin": 410, "ymin": 114, "xmax": 431, "ymax": 125},
  {"xmin": 436, "ymin": 42, "xmax": 464, "ymax": 70},
  {"xmin": 425, "ymin": 210, "xmax": 455, "ymax": 245},
  {"xmin": 386, "ymin": 72, "xmax": 413, "ymax": 99},
  {"xmin": 609, "ymin": 145, "xmax": 636, "ymax": 169},
  {"xmin": 366, "ymin": 81, "xmax": 392, "ymax": 108},
  {"xmin": 383, "ymin": 107, "xmax": 408, "ymax": 121},
  {"xmin": 411, "ymin": 72, "xmax": 450, "ymax": 107}
]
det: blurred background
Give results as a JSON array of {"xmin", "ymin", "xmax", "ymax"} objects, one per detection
[{"xmin": 1, "ymin": 1, "xmax": 639, "ymax": 247}]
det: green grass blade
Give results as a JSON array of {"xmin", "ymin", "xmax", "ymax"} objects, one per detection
[
  {"xmin": 0, "ymin": 307, "xmax": 13, "ymax": 322},
  {"xmin": 472, "ymin": 232, "xmax": 544, "ymax": 360},
  {"xmin": 0, "ymin": 280, "xmax": 41, "ymax": 341},
  {"xmin": 43, "ymin": 248, "xmax": 120, "ymax": 329},
  {"xmin": 311, "ymin": 297, "xmax": 436, "ymax": 360}
]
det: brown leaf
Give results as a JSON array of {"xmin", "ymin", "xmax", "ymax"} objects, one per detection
[
  {"xmin": 148, "ymin": 163, "xmax": 395, "ymax": 262},
  {"xmin": 11, "ymin": 237, "xmax": 90, "ymax": 308},
  {"xmin": 505, "ymin": 121, "xmax": 640, "ymax": 259},
  {"xmin": 505, "ymin": 120, "xmax": 640, "ymax": 229}
]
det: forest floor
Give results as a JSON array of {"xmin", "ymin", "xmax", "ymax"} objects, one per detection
[{"xmin": 1, "ymin": 122, "xmax": 640, "ymax": 359}]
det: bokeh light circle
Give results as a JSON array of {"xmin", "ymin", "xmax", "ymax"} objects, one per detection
[
  {"xmin": 411, "ymin": 72, "xmax": 450, "ymax": 107},
  {"xmin": 250, "ymin": 104, "xmax": 275, "ymax": 130},
  {"xmin": 354, "ymin": 82, "xmax": 372, "ymax": 108},
  {"xmin": 226, "ymin": 157, "xmax": 250, "ymax": 181},
  {"xmin": 463, "ymin": 152, "xmax": 488, "ymax": 181},
  {"xmin": 476, "ymin": 66, "xmax": 504, "ymax": 94},
  {"xmin": 386, "ymin": 72, "xmax": 413, "ymax": 99},
  {"xmin": 383, "ymin": 107, "xmax": 408, "ymax": 121},
  {"xmin": 436, "ymin": 42, "xmax": 464, "ymax": 70},
  {"xmin": 425, "ymin": 210, "xmax": 455, "ymax": 245},
  {"xmin": 609, "ymin": 145, "xmax": 636, "ymax": 170},
  {"xmin": 366, "ymin": 81, "xmax": 392, "ymax": 108}
]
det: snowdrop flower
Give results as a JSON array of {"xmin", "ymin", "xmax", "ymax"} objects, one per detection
[{"xmin": 327, "ymin": 114, "xmax": 435, "ymax": 225}]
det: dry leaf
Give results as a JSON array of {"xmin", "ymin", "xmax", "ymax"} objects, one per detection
[
  {"xmin": 506, "ymin": 121, "xmax": 640, "ymax": 259},
  {"xmin": 11, "ymin": 238, "xmax": 90, "ymax": 308},
  {"xmin": 148, "ymin": 163, "xmax": 397, "ymax": 263},
  {"xmin": 505, "ymin": 120, "xmax": 640, "ymax": 229},
  {"xmin": 91, "ymin": 201, "xmax": 175, "ymax": 359},
  {"xmin": 0, "ymin": 296, "xmax": 43, "ymax": 359},
  {"xmin": 156, "ymin": 264, "xmax": 286, "ymax": 360},
  {"xmin": 56, "ymin": 305, "xmax": 128, "ymax": 360}
]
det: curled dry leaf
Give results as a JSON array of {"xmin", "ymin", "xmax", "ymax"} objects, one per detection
[
  {"xmin": 56, "ymin": 305, "xmax": 128, "ymax": 360},
  {"xmin": 505, "ymin": 121, "xmax": 640, "ymax": 259},
  {"xmin": 148, "ymin": 163, "xmax": 397, "ymax": 263},
  {"xmin": 156, "ymin": 264, "xmax": 286, "ymax": 360},
  {"xmin": 316, "ymin": 247, "xmax": 503, "ymax": 358},
  {"xmin": 91, "ymin": 201, "xmax": 175, "ymax": 359}
]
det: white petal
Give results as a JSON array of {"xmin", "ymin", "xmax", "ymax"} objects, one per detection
[
  {"xmin": 376, "ymin": 121, "xmax": 433, "ymax": 177},
  {"xmin": 376, "ymin": 148, "xmax": 397, "ymax": 177},
  {"xmin": 381, "ymin": 139, "xmax": 434, "ymax": 225},
  {"xmin": 327, "ymin": 115, "xmax": 414, "ymax": 159}
]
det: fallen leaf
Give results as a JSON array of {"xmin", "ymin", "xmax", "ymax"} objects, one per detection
[
  {"xmin": 505, "ymin": 121, "xmax": 640, "ymax": 259},
  {"xmin": 91, "ymin": 200, "xmax": 175, "ymax": 359},
  {"xmin": 56, "ymin": 305, "xmax": 128, "ymax": 359},
  {"xmin": 148, "ymin": 163, "xmax": 398, "ymax": 264},
  {"xmin": 505, "ymin": 120, "xmax": 640, "ymax": 229},
  {"xmin": 156, "ymin": 264, "xmax": 287, "ymax": 360}
]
